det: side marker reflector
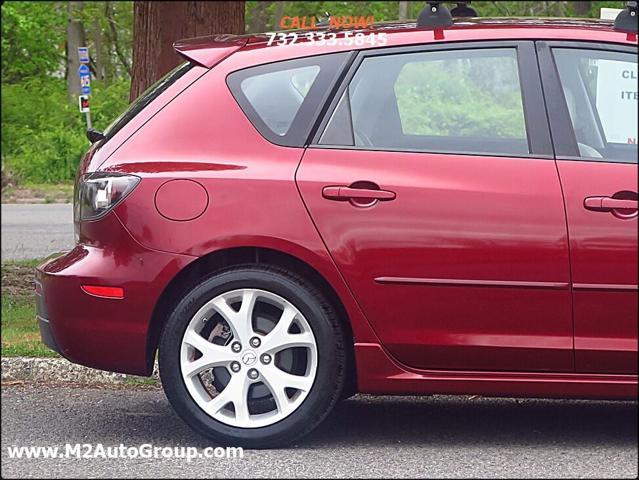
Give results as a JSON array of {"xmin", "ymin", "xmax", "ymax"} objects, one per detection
[{"xmin": 81, "ymin": 285, "xmax": 124, "ymax": 299}]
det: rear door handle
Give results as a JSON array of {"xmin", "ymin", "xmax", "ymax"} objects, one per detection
[
  {"xmin": 584, "ymin": 196, "xmax": 638, "ymax": 211},
  {"xmin": 322, "ymin": 186, "xmax": 396, "ymax": 201}
]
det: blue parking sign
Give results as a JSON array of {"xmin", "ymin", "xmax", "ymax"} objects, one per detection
[
  {"xmin": 78, "ymin": 47, "xmax": 89, "ymax": 64},
  {"xmin": 78, "ymin": 64, "xmax": 90, "ymax": 77}
]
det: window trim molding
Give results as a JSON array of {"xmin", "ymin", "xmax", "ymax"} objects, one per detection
[
  {"xmin": 307, "ymin": 143, "xmax": 554, "ymax": 160},
  {"xmin": 309, "ymin": 40, "xmax": 554, "ymax": 158}
]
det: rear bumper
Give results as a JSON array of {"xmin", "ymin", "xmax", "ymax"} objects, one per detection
[
  {"xmin": 35, "ymin": 215, "xmax": 195, "ymax": 376},
  {"xmin": 37, "ymin": 316, "xmax": 62, "ymax": 355}
]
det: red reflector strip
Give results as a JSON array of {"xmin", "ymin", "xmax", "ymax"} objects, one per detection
[{"xmin": 81, "ymin": 285, "xmax": 124, "ymax": 299}]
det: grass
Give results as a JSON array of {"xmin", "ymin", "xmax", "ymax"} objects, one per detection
[
  {"xmin": 1, "ymin": 258, "xmax": 59, "ymax": 357},
  {"xmin": 1, "ymin": 294, "xmax": 57, "ymax": 357},
  {"xmin": 1, "ymin": 181, "xmax": 74, "ymax": 204}
]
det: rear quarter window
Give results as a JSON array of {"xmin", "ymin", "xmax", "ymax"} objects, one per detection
[{"xmin": 227, "ymin": 52, "xmax": 351, "ymax": 147}]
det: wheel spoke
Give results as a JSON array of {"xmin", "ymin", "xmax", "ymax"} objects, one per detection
[
  {"xmin": 182, "ymin": 330, "xmax": 235, "ymax": 377},
  {"xmin": 261, "ymin": 305, "xmax": 314, "ymax": 353},
  {"xmin": 204, "ymin": 372, "xmax": 251, "ymax": 421},
  {"xmin": 262, "ymin": 329, "xmax": 315, "ymax": 353},
  {"xmin": 213, "ymin": 290, "xmax": 257, "ymax": 344},
  {"xmin": 262, "ymin": 365, "xmax": 313, "ymax": 402}
]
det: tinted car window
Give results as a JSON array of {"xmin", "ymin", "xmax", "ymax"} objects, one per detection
[
  {"xmin": 321, "ymin": 48, "xmax": 529, "ymax": 156},
  {"xmin": 553, "ymin": 48, "xmax": 637, "ymax": 163},
  {"xmin": 228, "ymin": 52, "xmax": 351, "ymax": 147}
]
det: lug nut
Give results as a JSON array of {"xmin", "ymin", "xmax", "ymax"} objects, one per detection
[
  {"xmin": 230, "ymin": 361, "xmax": 241, "ymax": 373},
  {"xmin": 249, "ymin": 337, "xmax": 261, "ymax": 348},
  {"xmin": 231, "ymin": 341, "xmax": 242, "ymax": 353},
  {"xmin": 247, "ymin": 368, "xmax": 259, "ymax": 380},
  {"xmin": 261, "ymin": 354, "xmax": 271, "ymax": 365}
]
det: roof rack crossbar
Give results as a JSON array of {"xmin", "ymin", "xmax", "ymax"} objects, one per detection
[{"xmin": 614, "ymin": 1, "xmax": 638, "ymax": 33}]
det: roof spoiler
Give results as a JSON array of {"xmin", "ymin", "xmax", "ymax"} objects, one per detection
[
  {"xmin": 614, "ymin": 1, "xmax": 638, "ymax": 33},
  {"xmin": 173, "ymin": 34, "xmax": 248, "ymax": 68}
]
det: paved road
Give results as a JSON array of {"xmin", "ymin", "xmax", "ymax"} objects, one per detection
[
  {"xmin": 1, "ymin": 204, "xmax": 74, "ymax": 260},
  {"xmin": 1, "ymin": 384, "xmax": 637, "ymax": 479}
]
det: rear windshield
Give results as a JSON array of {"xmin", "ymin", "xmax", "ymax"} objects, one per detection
[{"xmin": 103, "ymin": 62, "xmax": 192, "ymax": 140}]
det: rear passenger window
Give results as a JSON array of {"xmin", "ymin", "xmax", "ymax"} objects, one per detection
[
  {"xmin": 320, "ymin": 48, "xmax": 529, "ymax": 156},
  {"xmin": 552, "ymin": 48, "xmax": 637, "ymax": 163},
  {"xmin": 228, "ymin": 53, "xmax": 350, "ymax": 147}
]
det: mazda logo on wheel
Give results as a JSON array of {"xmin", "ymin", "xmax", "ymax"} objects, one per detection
[{"xmin": 241, "ymin": 351, "xmax": 257, "ymax": 366}]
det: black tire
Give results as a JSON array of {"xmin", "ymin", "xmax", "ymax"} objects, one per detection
[{"xmin": 159, "ymin": 264, "xmax": 346, "ymax": 448}]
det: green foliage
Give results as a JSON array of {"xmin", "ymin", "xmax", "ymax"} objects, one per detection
[
  {"xmin": 1, "ymin": 77, "xmax": 129, "ymax": 182},
  {"xmin": 1, "ymin": 2, "xmax": 66, "ymax": 83},
  {"xmin": 395, "ymin": 56, "xmax": 526, "ymax": 138},
  {"xmin": 1, "ymin": 1, "xmax": 133, "ymax": 183}
]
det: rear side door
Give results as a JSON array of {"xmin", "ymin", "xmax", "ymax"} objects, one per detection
[
  {"xmin": 297, "ymin": 42, "xmax": 574, "ymax": 372},
  {"xmin": 537, "ymin": 42, "xmax": 638, "ymax": 374}
]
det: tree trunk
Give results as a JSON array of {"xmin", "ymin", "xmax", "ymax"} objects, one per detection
[
  {"xmin": 66, "ymin": 1, "xmax": 87, "ymax": 101},
  {"xmin": 130, "ymin": 1, "xmax": 245, "ymax": 102},
  {"xmin": 92, "ymin": 18, "xmax": 104, "ymax": 81},
  {"xmin": 398, "ymin": 1, "xmax": 409, "ymax": 21},
  {"xmin": 273, "ymin": 1, "xmax": 285, "ymax": 30},
  {"xmin": 248, "ymin": 1, "xmax": 271, "ymax": 33},
  {"xmin": 573, "ymin": 1, "xmax": 592, "ymax": 17}
]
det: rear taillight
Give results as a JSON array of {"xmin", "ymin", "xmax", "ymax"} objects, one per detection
[{"xmin": 75, "ymin": 172, "xmax": 140, "ymax": 222}]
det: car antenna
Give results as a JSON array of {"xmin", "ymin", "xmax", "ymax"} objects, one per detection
[{"xmin": 614, "ymin": 1, "xmax": 638, "ymax": 33}]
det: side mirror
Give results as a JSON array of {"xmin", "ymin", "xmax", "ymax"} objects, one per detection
[{"xmin": 86, "ymin": 128, "xmax": 105, "ymax": 144}]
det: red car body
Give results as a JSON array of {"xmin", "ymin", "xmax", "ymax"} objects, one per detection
[{"xmin": 37, "ymin": 18, "xmax": 638, "ymax": 400}]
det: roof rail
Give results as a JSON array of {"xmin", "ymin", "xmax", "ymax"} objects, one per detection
[{"xmin": 614, "ymin": 1, "xmax": 638, "ymax": 33}]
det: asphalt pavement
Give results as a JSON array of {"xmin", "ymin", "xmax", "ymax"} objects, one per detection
[
  {"xmin": 1, "ymin": 203, "xmax": 74, "ymax": 261},
  {"xmin": 1, "ymin": 384, "xmax": 637, "ymax": 478}
]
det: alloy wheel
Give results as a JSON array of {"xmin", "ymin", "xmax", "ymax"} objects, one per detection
[{"xmin": 180, "ymin": 289, "xmax": 318, "ymax": 428}]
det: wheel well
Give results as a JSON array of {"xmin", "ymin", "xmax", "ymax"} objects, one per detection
[{"xmin": 146, "ymin": 247, "xmax": 357, "ymax": 396}]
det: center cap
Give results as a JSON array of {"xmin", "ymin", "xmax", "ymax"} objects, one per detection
[{"xmin": 241, "ymin": 350, "xmax": 257, "ymax": 366}]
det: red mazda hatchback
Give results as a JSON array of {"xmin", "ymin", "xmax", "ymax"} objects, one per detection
[{"xmin": 36, "ymin": 4, "xmax": 638, "ymax": 447}]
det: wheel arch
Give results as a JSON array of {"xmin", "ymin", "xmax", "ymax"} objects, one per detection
[{"xmin": 146, "ymin": 245, "xmax": 358, "ymax": 396}]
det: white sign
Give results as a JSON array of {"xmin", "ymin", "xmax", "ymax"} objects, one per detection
[
  {"xmin": 600, "ymin": 8, "xmax": 623, "ymax": 20},
  {"xmin": 596, "ymin": 59, "xmax": 638, "ymax": 144},
  {"xmin": 78, "ymin": 95, "xmax": 90, "ymax": 113}
]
